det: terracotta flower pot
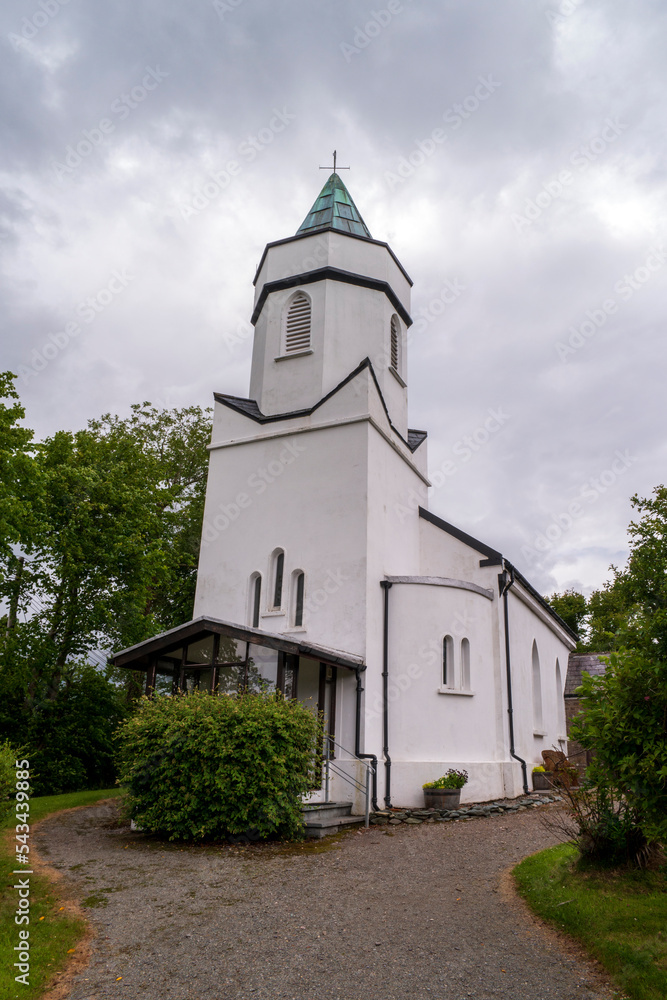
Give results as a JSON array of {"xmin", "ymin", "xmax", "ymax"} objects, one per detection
[{"xmin": 423, "ymin": 787, "xmax": 461, "ymax": 810}]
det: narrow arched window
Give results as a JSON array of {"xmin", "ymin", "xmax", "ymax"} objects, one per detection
[
  {"xmin": 284, "ymin": 292, "xmax": 311, "ymax": 354},
  {"xmin": 271, "ymin": 550, "xmax": 284, "ymax": 609},
  {"xmin": 293, "ymin": 571, "xmax": 305, "ymax": 627},
  {"xmin": 443, "ymin": 635, "xmax": 454, "ymax": 686},
  {"xmin": 460, "ymin": 638, "xmax": 470, "ymax": 690},
  {"xmin": 532, "ymin": 640, "xmax": 543, "ymax": 730},
  {"xmin": 555, "ymin": 658, "xmax": 566, "ymax": 735},
  {"xmin": 250, "ymin": 573, "xmax": 262, "ymax": 628},
  {"xmin": 390, "ymin": 314, "xmax": 400, "ymax": 372}
]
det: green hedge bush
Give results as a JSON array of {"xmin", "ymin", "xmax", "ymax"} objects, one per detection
[{"xmin": 116, "ymin": 691, "xmax": 323, "ymax": 841}]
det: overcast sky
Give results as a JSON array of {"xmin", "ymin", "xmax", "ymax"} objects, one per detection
[{"xmin": 1, "ymin": 0, "xmax": 665, "ymax": 597}]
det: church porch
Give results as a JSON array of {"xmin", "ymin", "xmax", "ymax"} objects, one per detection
[{"xmin": 111, "ymin": 617, "xmax": 374, "ymax": 812}]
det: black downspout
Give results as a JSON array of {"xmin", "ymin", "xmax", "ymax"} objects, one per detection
[
  {"xmin": 499, "ymin": 566, "xmax": 530, "ymax": 795},
  {"xmin": 354, "ymin": 666, "xmax": 378, "ymax": 812},
  {"xmin": 380, "ymin": 580, "xmax": 393, "ymax": 809}
]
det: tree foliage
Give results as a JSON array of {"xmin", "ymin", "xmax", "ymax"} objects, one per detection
[
  {"xmin": 23, "ymin": 662, "xmax": 128, "ymax": 796},
  {"xmin": 116, "ymin": 692, "xmax": 323, "ymax": 841},
  {"xmin": 569, "ymin": 649, "xmax": 667, "ymax": 857},
  {"xmin": 546, "ymin": 589, "xmax": 588, "ymax": 637},
  {"xmin": 0, "ymin": 374, "xmax": 212, "ymax": 793},
  {"xmin": 0, "ymin": 372, "xmax": 39, "ymax": 568},
  {"xmin": 547, "ymin": 485, "xmax": 667, "ymax": 655}
]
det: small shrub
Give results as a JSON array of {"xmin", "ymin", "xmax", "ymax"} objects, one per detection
[
  {"xmin": 116, "ymin": 691, "xmax": 323, "ymax": 841},
  {"xmin": 541, "ymin": 772, "xmax": 660, "ymax": 868},
  {"xmin": 423, "ymin": 769, "xmax": 468, "ymax": 790},
  {"xmin": 532, "ymin": 765, "xmax": 545, "ymax": 773}
]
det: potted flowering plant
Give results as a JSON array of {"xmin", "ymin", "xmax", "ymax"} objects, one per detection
[
  {"xmin": 423, "ymin": 769, "xmax": 468, "ymax": 809},
  {"xmin": 532, "ymin": 765, "xmax": 551, "ymax": 791}
]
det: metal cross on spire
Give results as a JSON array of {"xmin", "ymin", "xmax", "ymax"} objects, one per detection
[{"xmin": 319, "ymin": 150, "xmax": 350, "ymax": 175}]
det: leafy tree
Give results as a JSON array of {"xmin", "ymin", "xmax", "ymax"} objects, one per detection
[
  {"xmin": 0, "ymin": 384, "xmax": 212, "ymax": 793},
  {"xmin": 570, "ymin": 649, "xmax": 667, "ymax": 857},
  {"xmin": 547, "ymin": 589, "xmax": 587, "ymax": 637},
  {"xmin": 584, "ymin": 579, "xmax": 629, "ymax": 652},
  {"xmin": 617, "ymin": 486, "xmax": 667, "ymax": 660},
  {"xmin": 1, "ymin": 399, "xmax": 211, "ymax": 699},
  {"xmin": 27, "ymin": 662, "xmax": 128, "ymax": 796},
  {"xmin": 547, "ymin": 487, "xmax": 667, "ymax": 654},
  {"xmin": 0, "ymin": 372, "xmax": 40, "ymax": 628}
]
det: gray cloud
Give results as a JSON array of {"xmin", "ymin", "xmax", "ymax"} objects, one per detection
[{"xmin": 1, "ymin": 0, "xmax": 666, "ymax": 596}]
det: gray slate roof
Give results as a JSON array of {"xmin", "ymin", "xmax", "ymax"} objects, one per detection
[{"xmin": 565, "ymin": 653, "xmax": 608, "ymax": 696}]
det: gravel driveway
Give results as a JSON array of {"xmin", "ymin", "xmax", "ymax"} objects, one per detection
[{"xmin": 35, "ymin": 800, "xmax": 615, "ymax": 1000}]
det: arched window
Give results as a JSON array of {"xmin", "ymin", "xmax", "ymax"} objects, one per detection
[
  {"xmin": 249, "ymin": 572, "xmax": 262, "ymax": 628},
  {"xmin": 390, "ymin": 314, "xmax": 400, "ymax": 372},
  {"xmin": 460, "ymin": 638, "xmax": 470, "ymax": 690},
  {"xmin": 555, "ymin": 658, "xmax": 566, "ymax": 736},
  {"xmin": 271, "ymin": 550, "xmax": 285, "ymax": 609},
  {"xmin": 442, "ymin": 635, "xmax": 454, "ymax": 687},
  {"xmin": 532, "ymin": 640, "xmax": 543, "ymax": 731},
  {"xmin": 292, "ymin": 571, "xmax": 305, "ymax": 627},
  {"xmin": 284, "ymin": 292, "xmax": 311, "ymax": 354}
]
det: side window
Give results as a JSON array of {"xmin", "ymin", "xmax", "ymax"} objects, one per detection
[
  {"xmin": 249, "ymin": 572, "xmax": 262, "ymax": 627},
  {"xmin": 270, "ymin": 549, "xmax": 285, "ymax": 610},
  {"xmin": 292, "ymin": 571, "xmax": 305, "ymax": 627},
  {"xmin": 283, "ymin": 291, "xmax": 312, "ymax": 354},
  {"xmin": 460, "ymin": 638, "xmax": 471, "ymax": 690},
  {"xmin": 532, "ymin": 640, "xmax": 543, "ymax": 731},
  {"xmin": 555, "ymin": 658, "xmax": 566, "ymax": 736},
  {"xmin": 442, "ymin": 635, "xmax": 455, "ymax": 687}
]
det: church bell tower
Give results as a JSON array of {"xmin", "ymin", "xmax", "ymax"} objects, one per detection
[{"xmin": 248, "ymin": 170, "xmax": 413, "ymax": 437}]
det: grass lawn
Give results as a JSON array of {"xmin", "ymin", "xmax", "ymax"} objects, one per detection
[
  {"xmin": 1, "ymin": 787, "xmax": 121, "ymax": 1000},
  {"xmin": 514, "ymin": 842, "xmax": 667, "ymax": 1000}
]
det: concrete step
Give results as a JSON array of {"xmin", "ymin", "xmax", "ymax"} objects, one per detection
[
  {"xmin": 302, "ymin": 801, "xmax": 354, "ymax": 822},
  {"xmin": 303, "ymin": 814, "xmax": 365, "ymax": 839}
]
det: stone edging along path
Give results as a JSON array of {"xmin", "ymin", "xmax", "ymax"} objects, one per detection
[{"xmin": 369, "ymin": 791, "xmax": 562, "ymax": 825}]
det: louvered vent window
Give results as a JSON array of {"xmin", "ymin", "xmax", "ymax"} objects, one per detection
[
  {"xmin": 284, "ymin": 293, "xmax": 311, "ymax": 354},
  {"xmin": 390, "ymin": 315, "xmax": 400, "ymax": 371}
]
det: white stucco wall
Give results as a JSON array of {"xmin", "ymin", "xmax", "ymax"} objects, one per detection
[
  {"xmin": 505, "ymin": 585, "xmax": 571, "ymax": 771},
  {"xmin": 194, "ymin": 416, "xmax": 370, "ymax": 659},
  {"xmin": 193, "ymin": 202, "xmax": 577, "ymax": 811}
]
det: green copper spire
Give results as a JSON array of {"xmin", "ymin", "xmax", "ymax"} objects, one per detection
[{"xmin": 297, "ymin": 173, "xmax": 372, "ymax": 239}]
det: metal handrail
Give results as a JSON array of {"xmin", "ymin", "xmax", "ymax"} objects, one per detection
[{"xmin": 322, "ymin": 735, "xmax": 371, "ymax": 828}]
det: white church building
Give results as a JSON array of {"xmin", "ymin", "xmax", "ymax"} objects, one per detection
[{"xmin": 114, "ymin": 170, "xmax": 577, "ymax": 809}]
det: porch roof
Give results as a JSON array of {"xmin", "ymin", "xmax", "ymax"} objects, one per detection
[{"xmin": 111, "ymin": 616, "xmax": 365, "ymax": 672}]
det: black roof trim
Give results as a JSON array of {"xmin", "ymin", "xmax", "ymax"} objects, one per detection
[
  {"xmin": 505, "ymin": 562, "xmax": 579, "ymax": 642},
  {"xmin": 253, "ymin": 227, "xmax": 413, "ymax": 287},
  {"xmin": 251, "ymin": 266, "xmax": 412, "ymax": 328},
  {"xmin": 215, "ymin": 357, "xmax": 373, "ymax": 425},
  {"xmin": 214, "ymin": 357, "xmax": 427, "ymax": 457},
  {"xmin": 417, "ymin": 508, "xmax": 577, "ymax": 640},
  {"xmin": 418, "ymin": 507, "xmax": 502, "ymax": 560}
]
